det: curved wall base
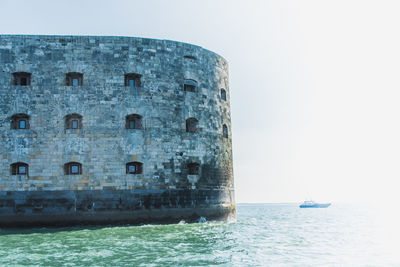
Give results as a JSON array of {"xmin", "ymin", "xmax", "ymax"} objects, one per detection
[{"xmin": 0, "ymin": 189, "xmax": 236, "ymax": 227}]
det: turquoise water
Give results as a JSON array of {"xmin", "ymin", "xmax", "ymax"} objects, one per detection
[{"xmin": 0, "ymin": 203, "xmax": 399, "ymax": 266}]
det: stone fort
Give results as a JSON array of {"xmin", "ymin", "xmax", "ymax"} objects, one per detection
[{"xmin": 0, "ymin": 35, "xmax": 235, "ymax": 226}]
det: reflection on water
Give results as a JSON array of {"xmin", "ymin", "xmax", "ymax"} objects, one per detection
[{"xmin": 0, "ymin": 203, "xmax": 399, "ymax": 266}]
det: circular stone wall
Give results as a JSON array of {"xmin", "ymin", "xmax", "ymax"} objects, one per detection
[{"xmin": 0, "ymin": 35, "xmax": 234, "ymax": 226}]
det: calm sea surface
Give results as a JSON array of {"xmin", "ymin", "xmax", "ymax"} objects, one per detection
[{"xmin": 0, "ymin": 203, "xmax": 399, "ymax": 266}]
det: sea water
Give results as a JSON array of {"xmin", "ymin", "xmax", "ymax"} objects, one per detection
[{"xmin": 0, "ymin": 203, "xmax": 399, "ymax": 266}]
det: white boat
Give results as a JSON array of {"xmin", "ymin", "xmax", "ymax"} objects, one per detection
[{"xmin": 299, "ymin": 200, "xmax": 331, "ymax": 208}]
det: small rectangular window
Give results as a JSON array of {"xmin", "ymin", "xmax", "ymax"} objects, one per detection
[
  {"xmin": 126, "ymin": 162, "xmax": 142, "ymax": 174},
  {"xmin": 129, "ymin": 120, "xmax": 135, "ymax": 129},
  {"xmin": 125, "ymin": 73, "xmax": 141, "ymax": 87},
  {"xmin": 19, "ymin": 120, "xmax": 26, "ymax": 129},
  {"xmin": 13, "ymin": 72, "xmax": 31, "ymax": 86},
  {"xmin": 221, "ymin": 89, "xmax": 227, "ymax": 101},
  {"xmin": 18, "ymin": 166, "xmax": 26, "ymax": 174},
  {"xmin": 65, "ymin": 162, "xmax": 82, "ymax": 175},
  {"xmin": 66, "ymin": 73, "xmax": 83, "ymax": 86},
  {"xmin": 183, "ymin": 79, "xmax": 198, "ymax": 92}
]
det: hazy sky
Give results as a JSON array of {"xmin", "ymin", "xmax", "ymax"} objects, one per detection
[{"xmin": 1, "ymin": 0, "xmax": 400, "ymax": 203}]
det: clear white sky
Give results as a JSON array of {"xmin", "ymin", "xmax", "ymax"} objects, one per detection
[{"xmin": 1, "ymin": 0, "xmax": 400, "ymax": 203}]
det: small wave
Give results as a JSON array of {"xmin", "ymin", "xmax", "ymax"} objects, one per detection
[
  {"xmin": 197, "ymin": 217, "xmax": 207, "ymax": 223},
  {"xmin": 249, "ymin": 218, "xmax": 258, "ymax": 224}
]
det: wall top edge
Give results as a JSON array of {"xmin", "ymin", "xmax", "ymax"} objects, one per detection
[{"xmin": 0, "ymin": 34, "xmax": 228, "ymax": 64}]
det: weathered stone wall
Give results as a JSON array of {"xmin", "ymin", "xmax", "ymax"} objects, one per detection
[{"xmin": 0, "ymin": 35, "xmax": 234, "ymax": 226}]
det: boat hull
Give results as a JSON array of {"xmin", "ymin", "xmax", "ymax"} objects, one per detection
[{"xmin": 299, "ymin": 203, "xmax": 331, "ymax": 208}]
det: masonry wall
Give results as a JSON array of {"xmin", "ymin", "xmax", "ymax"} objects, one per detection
[{"xmin": 0, "ymin": 35, "xmax": 234, "ymax": 226}]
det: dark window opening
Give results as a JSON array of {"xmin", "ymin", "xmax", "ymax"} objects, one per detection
[
  {"xmin": 126, "ymin": 162, "xmax": 143, "ymax": 174},
  {"xmin": 13, "ymin": 72, "xmax": 31, "ymax": 86},
  {"xmin": 188, "ymin": 163, "xmax": 200, "ymax": 175},
  {"xmin": 223, "ymin": 124, "xmax": 228, "ymax": 138},
  {"xmin": 186, "ymin": 118, "xmax": 198, "ymax": 133},
  {"xmin": 66, "ymin": 72, "xmax": 83, "ymax": 86},
  {"xmin": 184, "ymin": 55, "xmax": 197, "ymax": 60},
  {"xmin": 11, "ymin": 114, "xmax": 30, "ymax": 129},
  {"xmin": 125, "ymin": 73, "xmax": 142, "ymax": 87},
  {"xmin": 65, "ymin": 114, "xmax": 83, "ymax": 129},
  {"xmin": 221, "ymin": 89, "xmax": 227, "ymax": 101},
  {"xmin": 64, "ymin": 162, "xmax": 82, "ymax": 175},
  {"xmin": 11, "ymin": 162, "xmax": 29, "ymax": 175},
  {"xmin": 126, "ymin": 114, "xmax": 143, "ymax": 129},
  {"xmin": 183, "ymin": 79, "xmax": 197, "ymax": 92}
]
